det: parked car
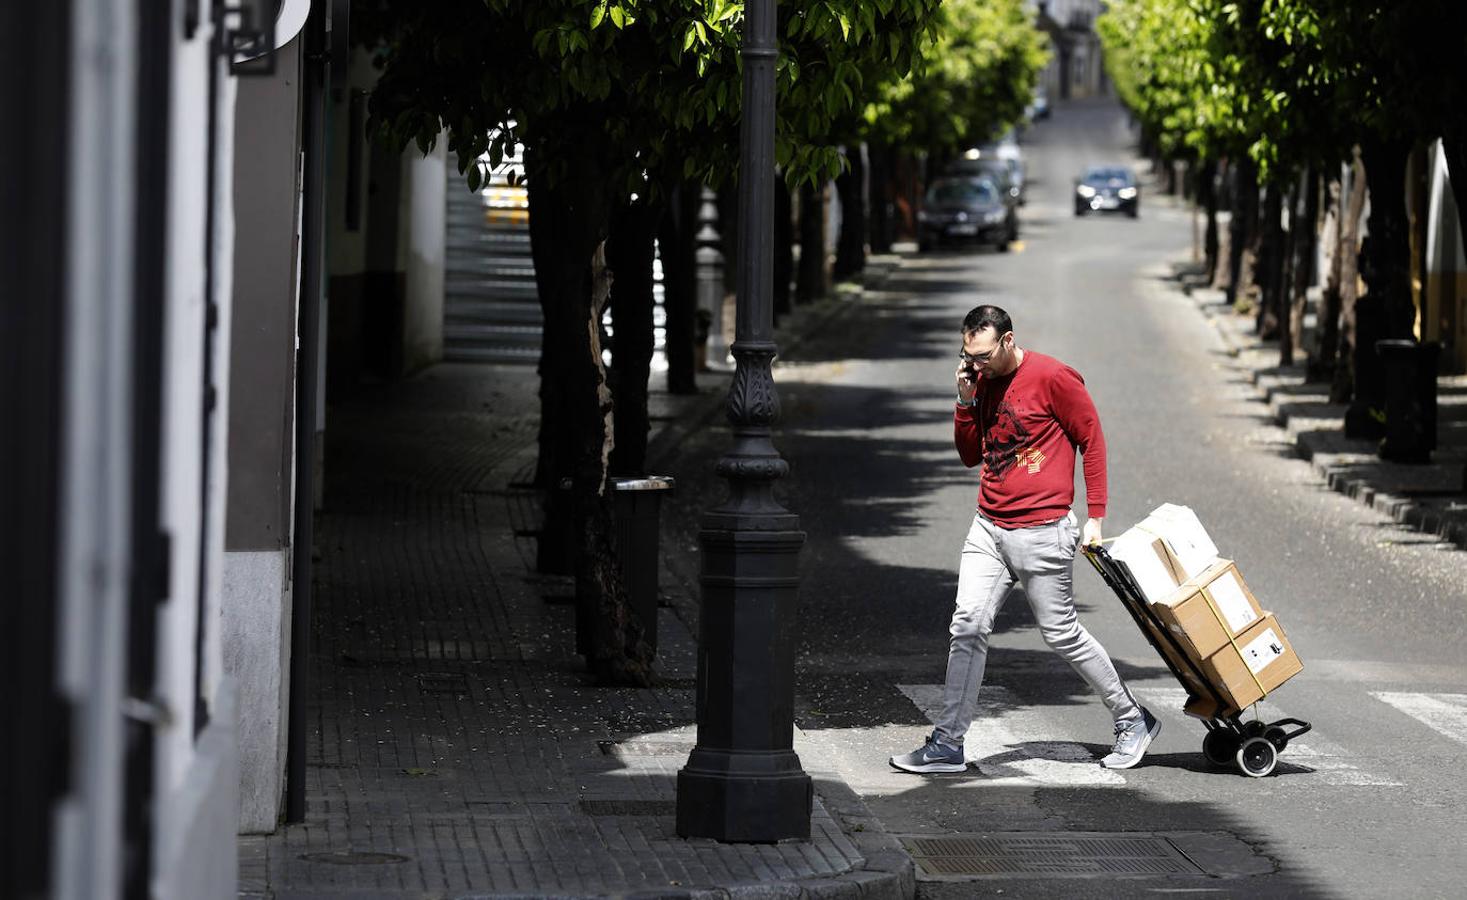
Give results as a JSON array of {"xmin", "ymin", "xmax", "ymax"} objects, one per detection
[
  {"xmin": 1028, "ymin": 87, "xmax": 1051, "ymax": 121},
  {"xmin": 1074, "ymin": 165, "xmax": 1139, "ymax": 217},
  {"xmin": 943, "ymin": 155, "xmax": 1023, "ymax": 207},
  {"xmin": 917, "ymin": 176, "xmax": 1018, "ymax": 252}
]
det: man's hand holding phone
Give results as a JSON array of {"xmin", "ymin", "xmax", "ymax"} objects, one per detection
[{"xmin": 955, "ymin": 360, "xmax": 978, "ymax": 404}]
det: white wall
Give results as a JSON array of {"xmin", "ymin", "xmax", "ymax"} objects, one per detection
[
  {"xmin": 150, "ymin": 8, "xmax": 240, "ymax": 897},
  {"xmin": 401, "ymin": 140, "xmax": 447, "ymax": 372}
]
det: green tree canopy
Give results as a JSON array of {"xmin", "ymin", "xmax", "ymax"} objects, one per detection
[{"xmin": 865, "ymin": 0, "xmax": 1048, "ymax": 157}]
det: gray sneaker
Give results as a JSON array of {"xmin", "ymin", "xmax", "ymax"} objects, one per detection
[
  {"xmin": 890, "ymin": 733, "xmax": 967, "ymax": 774},
  {"xmin": 1100, "ymin": 707, "xmax": 1161, "ymax": 769}
]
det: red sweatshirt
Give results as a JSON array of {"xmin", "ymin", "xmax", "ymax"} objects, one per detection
[{"xmin": 954, "ymin": 350, "xmax": 1107, "ymax": 528}]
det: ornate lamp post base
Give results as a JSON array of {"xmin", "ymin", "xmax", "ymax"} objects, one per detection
[
  {"xmin": 676, "ymin": 0, "xmax": 811, "ymax": 842},
  {"xmin": 676, "ymin": 517, "xmax": 810, "ymax": 842}
]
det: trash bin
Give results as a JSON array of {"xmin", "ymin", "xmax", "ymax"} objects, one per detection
[
  {"xmin": 610, "ymin": 476, "xmax": 674, "ymax": 655},
  {"xmin": 1375, "ymin": 339, "xmax": 1440, "ymax": 464}
]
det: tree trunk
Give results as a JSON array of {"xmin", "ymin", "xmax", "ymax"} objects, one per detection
[
  {"xmin": 1256, "ymin": 181, "xmax": 1286, "ymax": 339},
  {"xmin": 1330, "ymin": 150, "xmax": 1369, "ymax": 402},
  {"xmin": 1284, "ymin": 168, "xmax": 1319, "ymax": 367},
  {"xmin": 530, "ymin": 152, "xmax": 606, "ymax": 574},
  {"xmin": 1201, "ymin": 158, "xmax": 1220, "ymax": 283},
  {"xmin": 1345, "ymin": 135, "xmax": 1414, "ymax": 437},
  {"xmin": 773, "ymin": 173, "xmax": 794, "ymax": 321},
  {"xmin": 526, "ymin": 149, "xmax": 653, "ymax": 686},
  {"xmin": 868, "ymin": 139, "xmax": 894, "ymax": 254},
  {"xmin": 832, "ymin": 145, "xmax": 866, "ymax": 282},
  {"xmin": 576, "ymin": 244, "xmax": 655, "ymax": 685},
  {"xmin": 796, "ymin": 181, "xmax": 829, "ymax": 303},
  {"xmin": 606, "ymin": 198, "xmax": 659, "ymax": 475},
  {"xmin": 1225, "ymin": 158, "xmax": 1254, "ymax": 305},
  {"xmin": 659, "ymin": 179, "xmax": 700, "ymax": 395}
]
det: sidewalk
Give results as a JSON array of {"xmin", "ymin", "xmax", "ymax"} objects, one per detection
[
  {"xmin": 1172, "ymin": 264, "xmax": 1467, "ymax": 550},
  {"xmin": 237, "ymin": 259, "xmax": 914, "ymax": 900}
]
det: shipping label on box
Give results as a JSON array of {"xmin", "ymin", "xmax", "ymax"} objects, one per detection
[
  {"xmin": 1240, "ymin": 626, "xmax": 1287, "ymax": 674},
  {"xmin": 1153, "ymin": 560, "xmax": 1264, "ymax": 659}
]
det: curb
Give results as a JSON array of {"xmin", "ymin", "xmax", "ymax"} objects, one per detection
[{"xmin": 1176, "ymin": 271, "xmax": 1467, "ymax": 551}]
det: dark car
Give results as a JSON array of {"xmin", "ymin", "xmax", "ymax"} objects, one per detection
[
  {"xmin": 1074, "ymin": 165, "xmax": 1139, "ymax": 217},
  {"xmin": 918, "ymin": 176, "xmax": 1018, "ymax": 252},
  {"xmin": 945, "ymin": 149, "xmax": 1025, "ymax": 206}
]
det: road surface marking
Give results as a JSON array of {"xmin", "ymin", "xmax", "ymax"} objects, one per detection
[
  {"xmin": 896, "ymin": 684, "xmax": 1126, "ymax": 785},
  {"xmin": 1370, "ymin": 692, "xmax": 1467, "ymax": 747},
  {"xmin": 1137, "ymin": 687, "xmax": 1402, "ymax": 786}
]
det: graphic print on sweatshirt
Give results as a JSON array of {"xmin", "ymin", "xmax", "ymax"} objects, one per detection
[{"xmin": 982, "ymin": 399, "xmax": 1033, "ymax": 479}]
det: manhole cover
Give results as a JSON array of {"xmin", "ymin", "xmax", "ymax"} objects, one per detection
[
  {"xmin": 416, "ymin": 672, "xmax": 470, "ymax": 694},
  {"xmin": 579, "ymin": 799, "xmax": 676, "ymax": 816},
  {"xmin": 300, "ymin": 851, "xmax": 409, "ymax": 866},
  {"xmin": 900, "ymin": 833, "xmax": 1205, "ymax": 879}
]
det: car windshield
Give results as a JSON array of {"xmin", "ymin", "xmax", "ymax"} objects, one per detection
[
  {"xmin": 927, "ymin": 179, "xmax": 997, "ymax": 205},
  {"xmin": 1084, "ymin": 167, "xmax": 1133, "ymax": 185}
]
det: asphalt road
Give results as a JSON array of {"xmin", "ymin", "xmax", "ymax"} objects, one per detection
[{"xmin": 662, "ymin": 97, "xmax": 1467, "ymax": 898}]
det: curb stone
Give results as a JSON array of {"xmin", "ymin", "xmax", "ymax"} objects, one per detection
[{"xmin": 1174, "ymin": 270, "xmax": 1467, "ymax": 551}]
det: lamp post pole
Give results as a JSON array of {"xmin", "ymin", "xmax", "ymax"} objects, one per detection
[{"xmin": 675, "ymin": 0, "xmax": 812, "ymax": 842}]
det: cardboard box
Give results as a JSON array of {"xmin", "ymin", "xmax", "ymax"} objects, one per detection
[
  {"xmin": 1109, "ymin": 530, "xmax": 1189, "ymax": 603},
  {"xmin": 1152, "ymin": 560, "xmax": 1265, "ymax": 658},
  {"xmin": 1195, "ymin": 614, "xmax": 1303, "ymax": 714},
  {"xmin": 1110, "ymin": 503, "xmax": 1223, "ymax": 603},
  {"xmin": 1132, "ymin": 604, "xmax": 1212, "ymax": 696},
  {"xmin": 1141, "ymin": 503, "xmax": 1221, "ymax": 578}
]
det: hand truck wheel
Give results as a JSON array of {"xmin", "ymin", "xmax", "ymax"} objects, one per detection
[
  {"xmin": 1235, "ymin": 736, "xmax": 1278, "ymax": 778},
  {"xmin": 1202, "ymin": 730, "xmax": 1238, "ymax": 767},
  {"xmin": 1264, "ymin": 725, "xmax": 1289, "ymax": 752}
]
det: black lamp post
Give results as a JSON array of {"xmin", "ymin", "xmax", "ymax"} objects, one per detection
[{"xmin": 675, "ymin": 0, "xmax": 812, "ymax": 843}]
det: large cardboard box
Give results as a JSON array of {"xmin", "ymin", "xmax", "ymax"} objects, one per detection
[
  {"xmin": 1192, "ymin": 614, "xmax": 1303, "ymax": 715},
  {"xmin": 1152, "ymin": 560, "xmax": 1265, "ymax": 658},
  {"xmin": 1110, "ymin": 504, "xmax": 1222, "ymax": 603}
]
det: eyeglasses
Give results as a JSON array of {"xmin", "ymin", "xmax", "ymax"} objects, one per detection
[{"xmin": 959, "ymin": 348, "xmax": 998, "ymax": 365}]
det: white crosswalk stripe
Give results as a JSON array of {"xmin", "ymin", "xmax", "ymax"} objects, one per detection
[
  {"xmin": 896, "ymin": 684, "xmax": 1126, "ymax": 785},
  {"xmin": 1369, "ymin": 692, "xmax": 1467, "ymax": 747},
  {"xmin": 1136, "ymin": 687, "xmax": 1402, "ymax": 786}
]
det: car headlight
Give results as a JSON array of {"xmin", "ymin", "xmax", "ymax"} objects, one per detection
[
  {"xmin": 1118, "ymin": 187, "xmax": 1138, "ymax": 199},
  {"xmin": 984, "ymin": 210, "xmax": 1006, "ymax": 224},
  {"xmin": 1076, "ymin": 184, "xmax": 1096, "ymax": 198}
]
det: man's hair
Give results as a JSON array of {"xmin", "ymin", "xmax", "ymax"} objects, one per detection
[{"xmin": 962, "ymin": 305, "xmax": 1013, "ymax": 337}]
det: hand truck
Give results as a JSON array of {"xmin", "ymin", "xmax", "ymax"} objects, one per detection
[{"xmin": 1083, "ymin": 545, "xmax": 1311, "ymax": 777}]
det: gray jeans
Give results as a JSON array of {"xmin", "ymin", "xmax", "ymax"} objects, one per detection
[{"xmin": 934, "ymin": 511, "xmax": 1141, "ymax": 746}]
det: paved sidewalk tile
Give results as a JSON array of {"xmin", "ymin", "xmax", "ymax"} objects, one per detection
[
  {"xmin": 239, "ymin": 268, "xmax": 913, "ymax": 900},
  {"xmin": 1174, "ymin": 267, "xmax": 1467, "ymax": 550}
]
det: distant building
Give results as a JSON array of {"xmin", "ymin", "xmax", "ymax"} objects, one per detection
[{"xmin": 1032, "ymin": 0, "xmax": 1109, "ymax": 101}]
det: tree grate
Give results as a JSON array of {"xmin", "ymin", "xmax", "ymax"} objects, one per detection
[{"xmin": 900, "ymin": 833, "xmax": 1206, "ymax": 879}]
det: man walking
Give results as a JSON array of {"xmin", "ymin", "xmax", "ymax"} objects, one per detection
[{"xmin": 890, "ymin": 305, "xmax": 1159, "ymax": 774}]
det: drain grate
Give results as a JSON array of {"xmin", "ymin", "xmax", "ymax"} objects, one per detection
[
  {"xmin": 416, "ymin": 672, "xmax": 471, "ymax": 694},
  {"xmin": 579, "ymin": 799, "xmax": 676, "ymax": 816},
  {"xmin": 901, "ymin": 833, "xmax": 1205, "ymax": 879}
]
